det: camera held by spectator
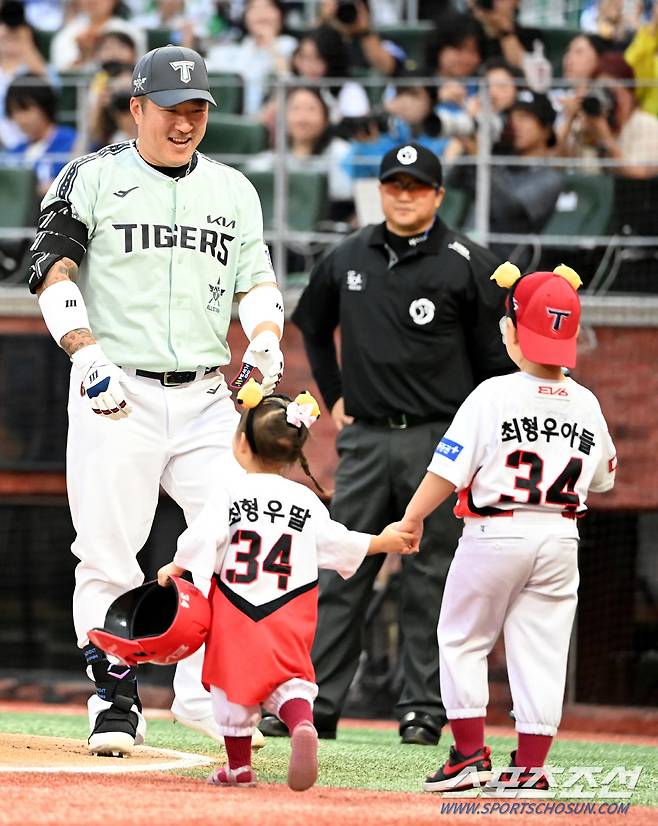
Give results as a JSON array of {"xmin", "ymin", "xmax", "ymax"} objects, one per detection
[{"xmin": 581, "ymin": 84, "xmax": 617, "ymax": 127}]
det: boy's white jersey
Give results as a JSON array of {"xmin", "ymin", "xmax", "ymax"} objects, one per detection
[
  {"xmin": 175, "ymin": 473, "xmax": 371, "ymax": 603},
  {"xmin": 428, "ymin": 372, "xmax": 616, "ymax": 518}
]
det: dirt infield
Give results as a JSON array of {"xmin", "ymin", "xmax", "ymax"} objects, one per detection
[
  {"xmin": 0, "ymin": 772, "xmax": 655, "ymax": 826},
  {"xmin": 0, "ymin": 709, "xmax": 655, "ymax": 825},
  {"xmin": 0, "ymin": 733, "xmax": 212, "ymax": 774}
]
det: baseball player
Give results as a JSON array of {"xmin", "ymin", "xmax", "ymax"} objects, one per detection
[
  {"xmin": 401, "ymin": 263, "xmax": 617, "ymax": 795},
  {"xmin": 157, "ymin": 384, "xmax": 416, "ymax": 790},
  {"xmin": 28, "ymin": 46, "xmax": 283, "ymax": 755}
]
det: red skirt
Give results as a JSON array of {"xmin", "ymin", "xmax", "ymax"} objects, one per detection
[{"xmin": 202, "ymin": 578, "xmax": 318, "ymax": 706}]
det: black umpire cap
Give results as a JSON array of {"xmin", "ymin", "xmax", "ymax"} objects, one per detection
[
  {"xmin": 131, "ymin": 45, "xmax": 216, "ymax": 107},
  {"xmin": 379, "ymin": 143, "xmax": 443, "ymax": 188}
]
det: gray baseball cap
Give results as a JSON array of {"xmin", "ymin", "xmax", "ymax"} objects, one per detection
[{"xmin": 131, "ymin": 46, "xmax": 216, "ymax": 107}]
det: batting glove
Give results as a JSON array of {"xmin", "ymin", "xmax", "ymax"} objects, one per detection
[
  {"xmin": 241, "ymin": 330, "xmax": 284, "ymax": 395},
  {"xmin": 72, "ymin": 344, "xmax": 133, "ymax": 420}
]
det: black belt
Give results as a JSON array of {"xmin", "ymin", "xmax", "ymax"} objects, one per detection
[
  {"xmin": 133, "ymin": 366, "xmax": 220, "ymax": 386},
  {"xmin": 355, "ymin": 413, "xmax": 440, "ymax": 430}
]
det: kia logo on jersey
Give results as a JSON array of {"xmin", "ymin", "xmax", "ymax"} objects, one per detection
[
  {"xmin": 170, "ymin": 60, "xmax": 195, "ymax": 83},
  {"xmin": 409, "ymin": 298, "xmax": 435, "ymax": 325}
]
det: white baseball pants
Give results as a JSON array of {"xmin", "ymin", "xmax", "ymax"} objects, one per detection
[
  {"xmin": 67, "ymin": 366, "xmax": 241, "ymax": 721},
  {"xmin": 209, "ymin": 679, "xmax": 318, "ymax": 737},
  {"xmin": 438, "ymin": 513, "xmax": 580, "ymax": 737}
]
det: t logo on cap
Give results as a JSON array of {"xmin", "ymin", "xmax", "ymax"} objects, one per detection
[
  {"xmin": 547, "ymin": 308, "xmax": 571, "ymax": 331},
  {"xmin": 170, "ymin": 60, "xmax": 195, "ymax": 83}
]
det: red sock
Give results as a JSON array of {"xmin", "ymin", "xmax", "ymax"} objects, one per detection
[
  {"xmin": 516, "ymin": 733, "xmax": 553, "ymax": 771},
  {"xmin": 278, "ymin": 698, "xmax": 313, "ymax": 734},
  {"xmin": 449, "ymin": 717, "xmax": 486, "ymax": 756},
  {"xmin": 224, "ymin": 735, "xmax": 252, "ymax": 770}
]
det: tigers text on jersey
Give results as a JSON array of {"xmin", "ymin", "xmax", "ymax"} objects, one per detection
[
  {"xmin": 428, "ymin": 372, "xmax": 616, "ymax": 518},
  {"xmin": 174, "ymin": 474, "xmax": 370, "ymax": 705},
  {"xmin": 42, "ymin": 142, "xmax": 274, "ymax": 372}
]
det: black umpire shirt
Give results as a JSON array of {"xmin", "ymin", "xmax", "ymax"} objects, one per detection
[{"xmin": 291, "ymin": 216, "xmax": 514, "ymax": 422}]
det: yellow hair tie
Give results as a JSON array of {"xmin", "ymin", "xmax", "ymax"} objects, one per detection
[
  {"xmin": 293, "ymin": 390, "xmax": 320, "ymax": 420},
  {"xmin": 236, "ymin": 377, "xmax": 264, "ymax": 409},
  {"xmin": 553, "ymin": 264, "xmax": 583, "ymax": 291},
  {"xmin": 490, "ymin": 261, "xmax": 522, "ymax": 288}
]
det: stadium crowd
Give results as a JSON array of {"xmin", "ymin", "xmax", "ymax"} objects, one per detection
[{"xmin": 1, "ymin": 0, "xmax": 658, "ymax": 283}]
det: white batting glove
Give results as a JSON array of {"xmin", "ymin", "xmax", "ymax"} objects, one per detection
[
  {"xmin": 72, "ymin": 344, "xmax": 133, "ymax": 420},
  {"xmin": 241, "ymin": 330, "xmax": 284, "ymax": 395}
]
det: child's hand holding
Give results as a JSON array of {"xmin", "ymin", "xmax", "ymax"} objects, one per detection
[
  {"xmin": 157, "ymin": 562, "xmax": 185, "ymax": 587},
  {"xmin": 371, "ymin": 523, "xmax": 419, "ymax": 555}
]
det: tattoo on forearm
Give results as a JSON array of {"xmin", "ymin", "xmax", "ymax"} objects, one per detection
[
  {"xmin": 61, "ymin": 328, "xmax": 96, "ymax": 356},
  {"xmin": 35, "ymin": 258, "xmax": 79, "ymax": 295}
]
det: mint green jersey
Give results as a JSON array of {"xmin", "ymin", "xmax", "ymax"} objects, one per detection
[{"xmin": 42, "ymin": 141, "xmax": 275, "ymax": 371}]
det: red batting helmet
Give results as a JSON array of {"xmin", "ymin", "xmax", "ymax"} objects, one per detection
[{"xmin": 88, "ymin": 576, "xmax": 211, "ymax": 666}]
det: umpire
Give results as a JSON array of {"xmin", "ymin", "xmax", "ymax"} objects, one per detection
[{"xmin": 282, "ymin": 143, "xmax": 513, "ymax": 745}]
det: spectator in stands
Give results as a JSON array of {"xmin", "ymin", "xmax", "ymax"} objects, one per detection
[
  {"xmin": 0, "ymin": 1, "xmax": 49, "ymax": 150},
  {"xmin": 3, "ymin": 74, "xmax": 77, "ymax": 197},
  {"xmin": 466, "ymin": 0, "xmax": 545, "ymax": 72},
  {"xmin": 84, "ymin": 67, "xmax": 136, "ymax": 151},
  {"xmin": 245, "ymin": 86, "xmax": 352, "ymax": 204},
  {"xmin": 580, "ymin": 0, "xmax": 640, "ymax": 45},
  {"xmin": 454, "ymin": 58, "xmax": 523, "ymax": 158},
  {"xmin": 206, "ymin": 0, "xmax": 297, "ymax": 115},
  {"xmin": 342, "ymin": 77, "xmax": 460, "ymax": 180},
  {"xmin": 455, "ymin": 0, "xmax": 552, "ymax": 94},
  {"xmin": 50, "ymin": 0, "xmax": 145, "ymax": 72},
  {"xmin": 131, "ymin": 0, "xmax": 208, "ymax": 49},
  {"xmin": 557, "ymin": 53, "xmax": 658, "ymax": 179},
  {"xmin": 449, "ymin": 89, "xmax": 564, "ymax": 264},
  {"xmin": 92, "ymin": 29, "xmax": 137, "ymax": 73},
  {"xmin": 77, "ymin": 31, "xmax": 137, "ymax": 152},
  {"xmin": 553, "ymin": 33, "xmax": 610, "ymax": 124},
  {"xmin": 424, "ymin": 14, "xmax": 482, "ymax": 131},
  {"xmin": 625, "ymin": 0, "xmax": 658, "ymax": 116},
  {"xmin": 317, "ymin": 0, "xmax": 406, "ymax": 77},
  {"xmin": 291, "ymin": 28, "xmax": 370, "ymax": 124}
]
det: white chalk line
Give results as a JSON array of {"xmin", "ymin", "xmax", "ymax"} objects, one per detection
[{"xmin": 0, "ymin": 744, "xmax": 215, "ymax": 774}]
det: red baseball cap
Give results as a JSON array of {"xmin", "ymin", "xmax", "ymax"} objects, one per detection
[{"xmin": 507, "ymin": 272, "xmax": 581, "ymax": 368}]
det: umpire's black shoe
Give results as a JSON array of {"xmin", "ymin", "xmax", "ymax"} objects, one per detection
[
  {"xmin": 258, "ymin": 714, "xmax": 289, "ymax": 737},
  {"xmin": 399, "ymin": 711, "xmax": 442, "ymax": 746},
  {"xmin": 258, "ymin": 713, "xmax": 338, "ymax": 739}
]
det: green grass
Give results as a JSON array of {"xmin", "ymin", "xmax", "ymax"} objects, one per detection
[{"xmin": 1, "ymin": 712, "xmax": 656, "ymax": 806}]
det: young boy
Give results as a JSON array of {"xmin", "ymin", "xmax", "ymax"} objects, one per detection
[{"xmin": 401, "ymin": 263, "xmax": 617, "ymax": 795}]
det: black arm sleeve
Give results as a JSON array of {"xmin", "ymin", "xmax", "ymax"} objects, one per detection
[
  {"xmin": 28, "ymin": 200, "xmax": 88, "ymax": 293},
  {"xmin": 291, "ymin": 248, "xmax": 342, "ymax": 412},
  {"xmin": 303, "ymin": 336, "xmax": 343, "ymax": 414}
]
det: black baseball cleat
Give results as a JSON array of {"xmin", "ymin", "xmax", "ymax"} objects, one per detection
[
  {"xmin": 424, "ymin": 745, "xmax": 493, "ymax": 793},
  {"xmin": 88, "ymin": 703, "xmax": 140, "ymax": 757},
  {"xmin": 481, "ymin": 751, "xmax": 551, "ymax": 798},
  {"xmin": 399, "ymin": 711, "xmax": 442, "ymax": 746}
]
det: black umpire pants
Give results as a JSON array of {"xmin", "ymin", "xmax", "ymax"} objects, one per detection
[{"xmin": 311, "ymin": 419, "xmax": 462, "ymax": 727}]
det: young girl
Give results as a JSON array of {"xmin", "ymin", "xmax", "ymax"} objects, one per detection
[
  {"xmin": 158, "ymin": 383, "xmax": 415, "ymax": 791},
  {"xmin": 400, "ymin": 263, "xmax": 617, "ymax": 796}
]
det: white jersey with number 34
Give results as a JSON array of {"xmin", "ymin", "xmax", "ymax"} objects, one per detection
[{"xmin": 428, "ymin": 372, "xmax": 616, "ymax": 517}]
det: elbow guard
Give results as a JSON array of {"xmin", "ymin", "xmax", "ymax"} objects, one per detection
[
  {"xmin": 28, "ymin": 200, "xmax": 88, "ymax": 294},
  {"xmin": 238, "ymin": 284, "xmax": 284, "ymax": 340}
]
